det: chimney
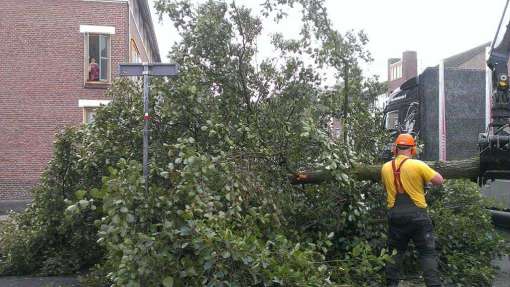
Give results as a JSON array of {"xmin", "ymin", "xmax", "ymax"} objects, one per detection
[
  {"xmin": 387, "ymin": 51, "xmax": 417, "ymax": 94},
  {"xmin": 402, "ymin": 51, "xmax": 417, "ymax": 81}
]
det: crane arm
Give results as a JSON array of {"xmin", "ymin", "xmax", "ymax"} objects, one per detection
[
  {"xmin": 487, "ymin": 0, "xmax": 510, "ymax": 110},
  {"xmin": 479, "ymin": 0, "xmax": 510, "ymax": 182}
]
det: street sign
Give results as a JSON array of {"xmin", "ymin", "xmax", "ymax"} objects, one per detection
[
  {"xmin": 119, "ymin": 63, "xmax": 179, "ymax": 77},
  {"xmin": 118, "ymin": 63, "xmax": 180, "ymax": 192}
]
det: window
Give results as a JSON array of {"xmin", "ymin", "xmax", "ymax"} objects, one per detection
[
  {"xmin": 390, "ymin": 64, "xmax": 402, "ymax": 81},
  {"xmin": 385, "ymin": 110, "xmax": 399, "ymax": 130},
  {"xmin": 85, "ymin": 33, "xmax": 111, "ymax": 84},
  {"xmin": 83, "ymin": 108, "xmax": 97, "ymax": 124},
  {"xmin": 79, "ymin": 99, "xmax": 111, "ymax": 124}
]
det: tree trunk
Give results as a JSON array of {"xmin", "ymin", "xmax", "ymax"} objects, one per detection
[
  {"xmin": 342, "ymin": 64, "xmax": 349, "ymax": 142},
  {"xmin": 290, "ymin": 157, "xmax": 480, "ymax": 185}
]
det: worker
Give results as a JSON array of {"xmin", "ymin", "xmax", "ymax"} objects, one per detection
[{"xmin": 381, "ymin": 133, "xmax": 444, "ymax": 287}]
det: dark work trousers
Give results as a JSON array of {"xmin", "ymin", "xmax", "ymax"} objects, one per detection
[{"xmin": 386, "ymin": 201, "xmax": 442, "ymax": 286}]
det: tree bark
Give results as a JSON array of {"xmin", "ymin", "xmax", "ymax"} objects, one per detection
[
  {"xmin": 290, "ymin": 157, "xmax": 480, "ymax": 184},
  {"xmin": 342, "ymin": 64, "xmax": 349, "ymax": 143}
]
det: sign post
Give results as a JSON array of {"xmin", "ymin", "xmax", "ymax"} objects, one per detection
[{"xmin": 119, "ymin": 63, "xmax": 179, "ymax": 192}]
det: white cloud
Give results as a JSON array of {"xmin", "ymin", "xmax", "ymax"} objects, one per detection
[{"xmin": 150, "ymin": 0, "xmax": 508, "ymax": 80}]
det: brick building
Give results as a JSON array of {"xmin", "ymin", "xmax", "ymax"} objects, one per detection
[
  {"xmin": 375, "ymin": 51, "xmax": 418, "ymax": 111},
  {"xmin": 0, "ymin": 0, "xmax": 161, "ymax": 199},
  {"xmin": 387, "ymin": 51, "xmax": 418, "ymax": 94}
]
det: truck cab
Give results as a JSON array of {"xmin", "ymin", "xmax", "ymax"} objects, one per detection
[{"xmin": 381, "ymin": 77, "xmax": 421, "ymax": 161}]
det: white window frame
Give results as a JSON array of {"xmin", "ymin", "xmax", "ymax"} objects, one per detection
[
  {"xmin": 79, "ymin": 100, "xmax": 111, "ymax": 124},
  {"xmin": 389, "ymin": 63, "xmax": 402, "ymax": 81},
  {"xmin": 84, "ymin": 34, "xmax": 112, "ymax": 84},
  {"xmin": 80, "ymin": 25, "xmax": 116, "ymax": 34},
  {"xmin": 81, "ymin": 25, "xmax": 115, "ymax": 86}
]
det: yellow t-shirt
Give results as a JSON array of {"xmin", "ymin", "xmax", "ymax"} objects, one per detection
[{"xmin": 381, "ymin": 155, "xmax": 438, "ymax": 208}]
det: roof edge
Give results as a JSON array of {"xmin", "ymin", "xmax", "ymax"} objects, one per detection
[{"xmin": 137, "ymin": 0, "xmax": 161, "ymax": 62}]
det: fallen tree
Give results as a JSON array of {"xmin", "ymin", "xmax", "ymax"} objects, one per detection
[
  {"xmin": 1, "ymin": 1, "xmax": 506, "ymax": 286},
  {"xmin": 291, "ymin": 156, "xmax": 481, "ymax": 184}
]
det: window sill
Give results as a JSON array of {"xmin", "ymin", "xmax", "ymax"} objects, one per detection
[{"xmin": 84, "ymin": 81, "xmax": 110, "ymax": 89}]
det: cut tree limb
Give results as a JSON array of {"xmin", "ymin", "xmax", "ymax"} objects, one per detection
[{"xmin": 290, "ymin": 157, "xmax": 480, "ymax": 184}]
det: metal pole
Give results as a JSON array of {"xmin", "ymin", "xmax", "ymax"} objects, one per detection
[
  {"xmin": 143, "ymin": 64, "xmax": 150, "ymax": 193},
  {"xmin": 119, "ymin": 63, "xmax": 179, "ymax": 193}
]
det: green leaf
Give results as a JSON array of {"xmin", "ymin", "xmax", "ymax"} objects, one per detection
[
  {"xmin": 75, "ymin": 190, "xmax": 86, "ymax": 200},
  {"xmin": 127, "ymin": 214, "xmax": 135, "ymax": 223},
  {"xmin": 66, "ymin": 204, "xmax": 78, "ymax": 213},
  {"xmin": 222, "ymin": 251, "xmax": 231, "ymax": 259},
  {"xmin": 78, "ymin": 199, "xmax": 89, "ymax": 208},
  {"xmin": 90, "ymin": 188, "xmax": 104, "ymax": 199},
  {"xmin": 162, "ymin": 276, "xmax": 174, "ymax": 287},
  {"xmin": 204, "ymin": 260, "xmax": 214, "ymax": 270}
]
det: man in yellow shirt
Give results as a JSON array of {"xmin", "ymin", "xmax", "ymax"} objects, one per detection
[{"xmin": 381, "ymin": 134, "xmax": 444, "ymax": 287}]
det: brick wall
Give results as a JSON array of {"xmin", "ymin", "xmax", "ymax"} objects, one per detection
[
  {"xmin": 0, "ymin": 0, "xmax": 129, "ymax": 199},
  {"xmin": 387, "ymin": 51, "xmax": 417, "ymax": 93},
  {"xmin": 402, "ymin": 51, "xmax": 417, "ymax": 83}
]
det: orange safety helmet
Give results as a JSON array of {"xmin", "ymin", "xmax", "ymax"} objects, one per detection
[{"xmin": 392, "ymin": 133, "xmax": 417, "ymax": 156}]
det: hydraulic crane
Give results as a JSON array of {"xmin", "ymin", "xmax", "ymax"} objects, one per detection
[{"xmin": 479, "ymin": 0, "xmax": 510, "ymax": 181}]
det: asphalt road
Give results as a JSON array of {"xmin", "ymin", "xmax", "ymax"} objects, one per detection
[{"xmin": 0, "ymin": 258, "xmax": 507, "ymax": 286}]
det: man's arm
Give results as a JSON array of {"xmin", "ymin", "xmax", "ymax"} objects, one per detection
[
  {"xmin": 418, "ymin": 161, "xmax": 444, "ymax": 186},
  {"xmin": 430, "ymin": 172, "xmax": 444, "ymax": 186}
]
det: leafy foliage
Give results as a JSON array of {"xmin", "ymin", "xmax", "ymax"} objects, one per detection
[
  {"xmin": 428, "ymin": 180, "xmax": 508, "ymax": 286},
  {"xmin": 0, "ymin": 1, "xmax": 506, "ymax": 287}
]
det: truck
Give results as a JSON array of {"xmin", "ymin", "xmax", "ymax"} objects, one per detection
[{"xmin": 382, "ymin": 0, "xmax": 510, "ymax": 182}]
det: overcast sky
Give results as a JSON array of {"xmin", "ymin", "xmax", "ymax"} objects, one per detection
[{"xmin": 149, "ymin": 0, "xmax": 508, "ymax": 81}]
